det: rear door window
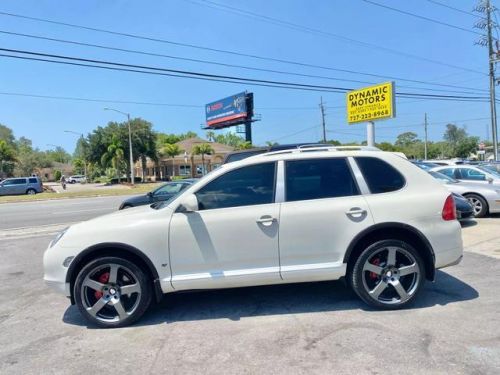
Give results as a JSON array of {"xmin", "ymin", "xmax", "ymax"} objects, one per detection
[
  {"xmin": 458, "ymin": 168, "xmax": 486, "ymax": 181},
  {"xmin": 355, "ymin": 157, "xmax": 405, "ymax": 193},
  {"xmin": 285, "ymin": 158, "xmax": 359, "ymax": 202},
  {"xmin": 29, "ymin": 178, "xmax": 38, "ymax": 184}
]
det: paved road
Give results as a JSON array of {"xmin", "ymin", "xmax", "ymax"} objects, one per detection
[
  {"xmin": 0, "ymin": 195, "xmax": 134, "ymax": 230},
  {"xmin": 0, "ymin": 231, "xmax": 499, "ymax": 374}
]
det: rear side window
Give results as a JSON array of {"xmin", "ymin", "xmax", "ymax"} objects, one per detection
[
  {"xmin": 29, "ymin": 178, "xmax": 38, "ymax": 184},
  {"xmin": 355, "ymin": 157, "xmax": 405, "ymax": 194},
  {"xmin": 285, "ymin": 158, "xmax": 359, "ymax": 202}
]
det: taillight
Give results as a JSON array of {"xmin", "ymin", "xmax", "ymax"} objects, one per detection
[{"xmin": 442, "ymin": 194, "xmax": 457, "ymax": 221}]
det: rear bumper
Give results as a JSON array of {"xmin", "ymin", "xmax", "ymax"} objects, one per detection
[{"xmin": 435, "ymin": 246, "xmax": 463, "ymax": 269}]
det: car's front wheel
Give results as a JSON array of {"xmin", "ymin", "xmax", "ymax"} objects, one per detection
[
  {"xmin": 350, "ymin": 240, "xmax": 425, "ymax": 309},
  {"xmin": 74, "ymin": 257, "xmax": 152, "ymax": 328}
]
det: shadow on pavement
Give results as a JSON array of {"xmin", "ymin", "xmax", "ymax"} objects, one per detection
[{"xmin": 63, "ymin": 269, "xmax": 478, "ymax": 328}]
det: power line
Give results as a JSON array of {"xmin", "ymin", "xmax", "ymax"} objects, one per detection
[
  {"xmin": 190, "ymin": 0, "xmax": 486, "ymax": 74},
  {"xmin": 425, "ymin": 0, "xmax": 484, "ymax": 19},
  {"xmin": 0, "ymin": 47, "xmax": 492, "ymax": 102},
  {"xmin": 0, "ymin": 91, "xmax": 321, "ymax": 110},
  {"xmin": 0, "ymin": 9, "xmax": 487, "ymax": 77},
  {"xmin": 0, "ymin": 29, "xmax": 489, "ymax": 95},
  {"xmin": 361, "ymin": 0, "xmax": 484, "ymax": 36}
]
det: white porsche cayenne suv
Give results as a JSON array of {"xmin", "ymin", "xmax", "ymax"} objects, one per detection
[{"xmin": 44, "ymin": 147, "xmax": 463, "ymax": 328}]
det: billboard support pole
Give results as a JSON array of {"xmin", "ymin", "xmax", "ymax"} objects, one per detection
[
  {"xmin": 367, "ymin": 121, "xmax": 375, "ymax": 147},
  {"xmin": 245, "ymin": 121, "xmax": 252, "ymax": 143}
]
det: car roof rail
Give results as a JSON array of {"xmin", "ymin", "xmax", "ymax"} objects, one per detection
[{"xmin": 262, "ymin": 145, "xmax": 381, "ymax": 157}]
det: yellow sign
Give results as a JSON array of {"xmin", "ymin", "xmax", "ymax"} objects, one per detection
[{"xmin": 346, "ymin": 81, "xmax": 395, "ymax": 124}]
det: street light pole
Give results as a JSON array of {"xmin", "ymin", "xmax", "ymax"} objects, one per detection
[{"xmin": 104, "ymin": 108, "xmax": 135, "ymax": 185}]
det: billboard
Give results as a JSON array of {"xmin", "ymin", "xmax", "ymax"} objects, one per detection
[
  {"xmin": 346, "ymin": 82, "xmax": 395, "ymax": 124},
  {"xmin": 205, "ymin": 92, "xmax": 249, "ymax": 128}
]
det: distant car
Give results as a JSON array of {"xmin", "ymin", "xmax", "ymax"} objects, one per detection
[
  {"xmin": 0, "ymin": 176, "xmax": 43, "ymax": 196},
  {"xmin": 450, "ymin": 192, "xmax": 474, "ymax": 221},
  {"xmin": 67, "ymin": 175, "xmax": 87, "ymax": 184},
  {"xmin": 410, "ymin": 161, "xmax": 440, "ymax": 171},
  {"xmin": 428, "ymin": 170, "xmax": 500, "ymax": 217},
  {"xmin": 118, "ymin": 180, "xmax": 195, "ymax": 209},
  {"xmin": 431, "ymin": 165, "xmax": 500, "ymax": 187},
  {"xmin": 426, "ymin": 159, "xmax": 464, "ymax": 166}
]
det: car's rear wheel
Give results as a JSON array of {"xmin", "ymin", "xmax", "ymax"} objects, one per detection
[
  {"xmin": 350, "ymin": 240, "xmax": 425, "ymax": 309},
  {"xmin": 74, "ymin": 257, "xmax": 152, "ymax": 328},
  {"xmin": 464, "ymin": 194, "xmax": 488, "ymax": 218},
  {"xmin": 26, "ymin": 188, "xmax": 36, "ymax": 195}
]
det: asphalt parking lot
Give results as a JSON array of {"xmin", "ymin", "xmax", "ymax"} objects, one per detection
[{"xmin": 0, "ymin": 204, "xmax": 499, "ymax": 374}]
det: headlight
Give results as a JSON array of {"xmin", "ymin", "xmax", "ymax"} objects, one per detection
[{"xmin": 50, "ymin": 228, "xmax": 68, "ymax": 248}]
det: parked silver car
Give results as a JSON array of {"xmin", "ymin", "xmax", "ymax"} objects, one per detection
[
  {"xmin": 431, "ymin": 165, "xmax": 500, "ymax": 187},
  {"xmin": 429, "ymin": 171, "xmax": 500, "ymax": 217},
  {"xmin": 0, "ymin": 177, "xmax": 43, "ymax": 196}
]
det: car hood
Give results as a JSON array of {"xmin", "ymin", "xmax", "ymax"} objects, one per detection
[
  {"xmin": 121, "ymin": 194, "xmax": 150, "ymax": 206},
  {"xmin": 58, "ymin": 204, "xmax": 172, "ymax": 249}
]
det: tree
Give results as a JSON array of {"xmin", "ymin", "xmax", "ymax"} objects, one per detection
[
  {"xmin": 395, "ymin": 132, "xmax": 419, "ymax": 148},
  {"xmin": 0, "ymin": 139, "xmax": 16, "ymax": 177},
  {"xmin": 235, "ymin": 141, "xmax": 253, "ymax": 150},
  {"xmin": 46, "ymin": 146, "xmax": 71, "ymax": 164},
  {"xmin": 214, "ymin": 132, "xmax": 246, "ymax": 148},
  {"xmin": 101, "ymin": 136, "xmax": 125, "ymax": 183},
  {"xmin": 206, "ymin": 131, "xmax": 216, "ymax": 142},
  {"xmin": 192, "ymin": 143, "xmax": 213, "ymax": 175},
  {"xmin": 0, "ymin": 124, "xmax": 15, "ymax": 146},
  {"xmin": 161, "ymin": 143, "xmax": 182, "ymax": 178},
  {"xmin": 377, "ymin": 142, "xmax": 397, "ymax": 152}
]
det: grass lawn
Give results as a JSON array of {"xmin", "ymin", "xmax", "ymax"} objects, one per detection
[{"xmin": 0, "ymin": 183, "xmax": 160, "ymax": 204}]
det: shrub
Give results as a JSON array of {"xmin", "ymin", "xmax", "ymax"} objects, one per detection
[{"xmin": 54, "ymin": 170, "xmax": 62, "ymax": 182}]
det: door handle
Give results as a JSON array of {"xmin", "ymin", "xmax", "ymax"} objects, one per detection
[
  {"xmin": 256, "ymin": 215, "xmax": 277, "ymax": 225},
  {"xmin": 345, "ymin": 208, "xmax": 367, "ymax": 216}
]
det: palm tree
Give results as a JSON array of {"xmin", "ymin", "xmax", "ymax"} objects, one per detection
[
  {"xmin": 206, "ymin": 131, "xmax": 216, "ymax": 142},
  {"xmin": 161, "ymin": 143, "xmax": 182, "ymax": 178},
  {"xmin": 192, "ymin": 143, "xmax": 214, "ymax": 176},
  {"xmin": 101, "ymin": 136, "xmax": 125, "ymax": 183}
]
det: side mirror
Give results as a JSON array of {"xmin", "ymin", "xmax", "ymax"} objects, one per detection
[
  {"xmin": 488, "ymin": 177, "xmax": 494, "ymax": 184},
  {"xmin": 177, "ymin": 193, "xmax": 199, "ymax": 213}
]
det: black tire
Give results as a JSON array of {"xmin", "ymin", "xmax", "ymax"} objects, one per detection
[
  {"xmin": 350, "ymin": 240, "xmax": 425, "ymax": 310},
  {"xmin": 464, "ymin": 193, "xmax": 488, "ymax": 218},
  {"xmin": 26, "ymin": 188, "xmax": 36, "ymax": 195},
  {"xmin": 74, "ymin": 256, "xmax": 152, "ymax": 328}
]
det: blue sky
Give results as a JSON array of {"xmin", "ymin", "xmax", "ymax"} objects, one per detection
[{"xmin": 0, "ymin": 0, "xmax": 493, "ymax": 152}]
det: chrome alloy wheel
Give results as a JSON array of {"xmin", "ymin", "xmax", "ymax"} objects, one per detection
[
  {"xmin": 467, "ymin": 197, "xmax": 483, "ymax": 216},
  {"xmin": 80, "ymin": 263, "xmax": 142, "ymax": 323},
  {"xmin": 361, "ymin": 246, "xmax": 420, "ymax": 305}
]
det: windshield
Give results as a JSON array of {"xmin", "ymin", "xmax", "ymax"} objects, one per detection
[
  {"xmin": 478, "ymin": 165, "xmax": 500, "ymax": 178},
  {"xmin": 429, "ymin": 171, "xmax": 458, "ymax": 183}
]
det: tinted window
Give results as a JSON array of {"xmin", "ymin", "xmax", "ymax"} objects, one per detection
[
  {"xmin": 285, "ymin": 158, "xmax": 359, "ymax": 202},
  {"xmin": 356, "ymin": 157, "xmax": 405, "ymax": 193},
  {"xmin": 4, "ymin": 178, "xmax": 27, "ymax": 186},
  {"xmin": 458, "ymin": 168, "xmax": 486, "ymax": 181},
  {"xmin": 224, "ymin": 149, "xmax": 267, "ymax": 164},
  {"xmin": 196, "ymin": 163, "xmax": 275, "ymax": 210},
  {"xmin": 155, "ymin": 183, "xmax": 185, "ymax": 196},
  {"xmin": 438, "ymin": 168, "xmax": 455, "ymax": 178},
  {"xmin": 29, "ymin": 178, "xmax": 38, "ymax": 184}
]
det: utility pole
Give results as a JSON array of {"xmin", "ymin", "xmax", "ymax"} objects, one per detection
[
  {"xmin": 320, "ymin": 97, "xmax": 327, "ymax": 143},
  {"xmin": 475, "ymin": 0, "xmax": 499, "ymax": 160},
  {"xmin": 424, "ymin": 113, "xmax": 428, "ymax": 160}
]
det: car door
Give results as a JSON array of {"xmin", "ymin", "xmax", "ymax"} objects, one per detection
[
  {"xmin": 12, "ymin": 178, "xmax": 27, "ymax": 195},
  {"xmin": 456, "ymin": 168, "xmax": 490, "ymax": 185},
  {"xmin": 169, "ymin": 162, "xmax": 280, "ymax": 290},
  {"xmin": 278, "ymin": 157, "xmax": 374, "ymax": 282}
]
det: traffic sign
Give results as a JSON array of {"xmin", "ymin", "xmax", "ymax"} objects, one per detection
[{"xmin": 346, "ymin": 82, "xmax": 395, "ymax": 124}]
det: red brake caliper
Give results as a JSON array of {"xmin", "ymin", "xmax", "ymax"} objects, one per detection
[
  {"xmin": 94, "ymin": 272, "xmax": 109, "ymax": 299},
  {"xmin": 369, "ymin": 258, "xmax": 381, "ymax": 280}
]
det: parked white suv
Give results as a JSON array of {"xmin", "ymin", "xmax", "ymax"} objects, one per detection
[{"xmin": 44, "ymin": 147, "xmax": 463, "ymax": 327}]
